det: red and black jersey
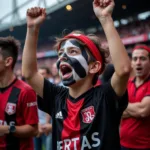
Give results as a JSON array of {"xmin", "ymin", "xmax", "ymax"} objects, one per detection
[
  {"xmin": 38, "ymin": 79, "xmax": 128, "ymax": 150},
  {"xmin": 0, "ymin": 78, "xmax": 38, "ymax": 150}
]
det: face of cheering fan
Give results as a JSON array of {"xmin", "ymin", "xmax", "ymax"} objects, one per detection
[
  {"xmin": 0, "ymin": 48, "xmax": 13, "ymax": 73},
  {"xmin": 132, "ymin": 49, "xmax": 150, "ymax": 78},
  {"xmin": 56, "ymin": 39, "xmax": 90, "ymax": 86}
]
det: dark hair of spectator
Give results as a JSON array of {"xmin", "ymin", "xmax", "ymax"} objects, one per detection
[{"xmin": 0, "ymin": 36, "xmax": 20, "ymax": 69}]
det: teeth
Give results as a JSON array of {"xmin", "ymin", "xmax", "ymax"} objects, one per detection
[
  {"xmin": 60, "ymin": 64, "xmax": 72, "ymax": 76},
  {"xmin": 62, "ymin": 66, "xmax": 66, "ymax": 69},
  {"xmin": 60, "ymin": 64, "xmax": 70, "ymax": 69}
]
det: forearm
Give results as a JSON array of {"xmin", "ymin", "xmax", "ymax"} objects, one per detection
[
  {"xmin": 125, "ymin": 103, "xmax": 145, "ymax": 118},
  {"xmin": 0, "ymin": 125, "xmax": 9, "ymax": 134},
  {"xmin": 46, "ymin": 114, "xmax": 51, "ymax": 123},
  {"xmin": 22, "ymin": 28, "xmax": 39, "ymax": 79},
  {"xmin": 122, "ymin": 110, "xmax": 131, "ymax": 119},
  {"xmin": 14, "ymin": 124, "xmax": 38, "ymax": 138},
  {"xmin": 0, "ymin": 124, "xmax": 38, "ymax": 138},
  {"xmin": 99, "ymin": 16, "xmax": 131, "ymax": 76}
]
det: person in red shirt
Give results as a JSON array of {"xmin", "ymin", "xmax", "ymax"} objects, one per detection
[
  {"xmin": 120, "ymin": 45, "xmax": 150, "ymax": 150},
  {"xmin": 0, "ymin": 36, "xmax": 38, "ymax": 150}
]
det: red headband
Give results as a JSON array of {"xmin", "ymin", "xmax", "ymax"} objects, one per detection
[
  {"xmin": 133, "ymin": 45, "xmax": 150, "ymax": 53},
  {"xmin": 58, "ymin": 33, "xmax": 103, "ymax": 74}
]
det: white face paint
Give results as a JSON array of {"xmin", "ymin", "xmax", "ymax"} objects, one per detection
[{"xmin": 57, "ymin": 39, "xmax": 89, "ymax": 86}]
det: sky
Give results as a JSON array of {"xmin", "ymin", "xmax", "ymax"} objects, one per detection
[{"xmin": 0, "ymin": 0, "xmax": 63, "ymax": 24}]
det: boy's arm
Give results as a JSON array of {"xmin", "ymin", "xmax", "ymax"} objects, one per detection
[
  {"xmin": 22, "ymin": 7, "xmax": 46, "ymax": 98},
  {"xmin": 93, "ymin": 0, "xmax": 131, "ymax": 96}
]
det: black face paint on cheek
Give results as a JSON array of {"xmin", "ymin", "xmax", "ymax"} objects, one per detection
[
  {"xmin": 62, "ymin": 76, "xmax": 76, "ymax": 86},
  {"xmin": 57, "ymin": 53, "xmax": 87, "ymax": 86},
  {"xmin": 57, "ymin": 39, "xmax": 89, "ymax": 86},
  {"xmin": 56, "ymin": 52, "xmax": 68, "ymax": 70},
  {"xmin": 59, "ymin": 53, "xmax": 86, "ymax": 78},
  {"xmin": 56, "ymin": 52, "xmax": 75, "ymax": 86},
  {"xmin": 56, "ymin": 60, "xmax": 60, "ymax": 70},
  {"xmin": 60, "ymin": 39, "xmax": 89, "ymax": 64},
  {"xmin": 68, "ymin": 57, "xmax": 86, "ymax": 78},
  {"xmin": 81, "ymin": 49, "xmax": 89, "ymax": 64}
]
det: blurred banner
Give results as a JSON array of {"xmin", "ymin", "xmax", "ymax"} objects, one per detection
[
  {"xmin": 122, "ymin": 33, "xmax": 148, "ymax": 45},
  {"xmin": 18, "ymin": 32, "xmax": 150, "ymax": 61}
]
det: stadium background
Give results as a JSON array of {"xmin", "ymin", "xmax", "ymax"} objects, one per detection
[
  {"xmin": 0, "ymin": 0, "xmax": 150, "ymax": 149},
  {"xmin": 0, "ymin": 0, "xmax": 150, "ymax": 77}
]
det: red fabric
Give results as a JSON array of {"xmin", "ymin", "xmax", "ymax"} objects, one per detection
[
  {"xmin": 94, "ymin": 79, "xmax": 102, "ymax": 87},
  {"xmin": 120, "ymin": 77, "xmax": 150, "ymax": 149},
  {"xmin": 0, "ymin": 79, "xmax": 38, "ymax": 150},
  {"xmin": 58, "ymin": 33, "xmax": 103, "ymax": 74},
  {"xmin": 61, "ymin": 98, "xmax": 84, "ymax": 150},
  {"xmin": 133, "ymin": 45, "xmax": 150, "ymax": 53}
]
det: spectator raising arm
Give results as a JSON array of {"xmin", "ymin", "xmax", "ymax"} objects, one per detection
[
  {"xmin": 22, "ymin": 8, "xmax": 46, "ymax": 98},
  {"xmin": 93, "ymin": 0, "xmax": 131, "ymax": 96}
]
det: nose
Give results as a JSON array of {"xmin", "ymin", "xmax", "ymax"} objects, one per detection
[
  {"xmin": 59, "ymin": 56, "xmax": 67, "ymax": 62},
  {"xmin": 135, "ymin": 59, "xmax": 142, "ymax": 67},
  {"xmin": 135, "ymin": 58, "xmax": 141, "ymax": 65},
  {"xmin": 59, "ymin": 53, "xmax": 68, "ymax": 62}
]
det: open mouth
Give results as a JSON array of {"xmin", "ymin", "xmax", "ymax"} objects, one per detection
[
  {"xmin": 136, "ymin": 67, "xmax": 142, "ymax": 72},
  {"xmin": 60, "ymin": 63, "xmax": 72, "ymax": 79}
]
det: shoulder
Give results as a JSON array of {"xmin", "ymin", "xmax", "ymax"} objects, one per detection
[
  {"xmin": 128, "ymin": 77, "xmax": 134, "ymax": 82},
  {"xmin": 93, "ymin": 82, "xmax": 128, "ymax": 113},
  {"xmin": 14, "ymin": 79, "xmax": 35, "ymax": 94},
  {"xmin": 128, "ymin": 77, "xmax": 135, "ymax": 86},
  {"xmin": 145, "ymin": 77, "xmax": 150, "ymax": 92},
  {"xmin": 94, "ymin": 81, "xmax": 128, "ymax": 100},
  {"xmin": 93, "ymin": 82, "xmax": 117, "ymax": 100},
  {"xmin": 95, "ymin": 81, "xmax": 115, "ymax": 94},
  {"xmin": 147, "ymin": 77, "xmax": 150, "ymax": 84},
  {"xmin": 44, "ymin": 78, "xmax": 68, "ymax": 93}
]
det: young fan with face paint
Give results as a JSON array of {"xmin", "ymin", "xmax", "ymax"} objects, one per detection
[
  {"xmin": 22, "ymin": 0, "xmax": 131, "ymax": 149},
  {"xmin": 57, "ymin": 38, "xmax": 95, "ymax": 86}
]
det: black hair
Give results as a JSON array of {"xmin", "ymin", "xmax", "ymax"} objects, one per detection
[{"xmin": 0, "ymin": 36, "xmax": 20, "ymax": 69}]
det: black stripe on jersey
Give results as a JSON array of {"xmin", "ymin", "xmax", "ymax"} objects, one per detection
[
  {"xmin": 54, "ymin": 92, "xmax": 69, "ymax": 150},
  {"xmin": 79, "ymin": 88, "xmax": 103, "ymax": 150},
  {"xmin": 5, "ymin": 87, "xmax": 21, "ymax": 150}
]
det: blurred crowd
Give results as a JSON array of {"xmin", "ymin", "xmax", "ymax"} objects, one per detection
[
  {"xmin": 1, "ymin": 7, "xmax": 150, "ymax": 150},
  {"xmin": 25, "ymin": 18, "xmax": 150, "ymax": 53}
]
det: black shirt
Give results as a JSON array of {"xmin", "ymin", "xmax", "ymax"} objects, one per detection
[{"xmin": 38, "ymin": 79, "xmax": 128, "ymax": 150}]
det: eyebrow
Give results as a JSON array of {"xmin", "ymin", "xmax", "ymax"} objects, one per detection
[
  {"xmin": 132, "ymin": 56, "xmax": 147, "ymax": 59},
  {"xmin": 59, "ymin": 46, "xmax": 80, "ymax": 51}
]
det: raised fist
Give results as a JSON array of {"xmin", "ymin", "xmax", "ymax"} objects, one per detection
[
  {"xmin": 26, "ymin": 7, "xmax": 46, "ymax": 28},
  {"xmin": 93, "ymin": 0, "xmax": 115, "ymax": 19}
]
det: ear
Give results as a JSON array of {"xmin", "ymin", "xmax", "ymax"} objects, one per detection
[
  {"xmin": 89, "ymin": 61, "xmax": 101, "ymax": 74},
  {"xmin": 4, "ymin": 57, "xmax": 13, "ymax": 67}
]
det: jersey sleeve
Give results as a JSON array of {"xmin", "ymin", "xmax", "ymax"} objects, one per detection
[
  {"xmin": 102, "ymin": 81, "xmax": 128, "ymax": 114},
  {"xmin": 21, "ymin": 89, "xmax": 38, "ymax": 125},
  {"xmin": 37, "ymin": 78, "xmax": 67, "ymax": 116}
]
